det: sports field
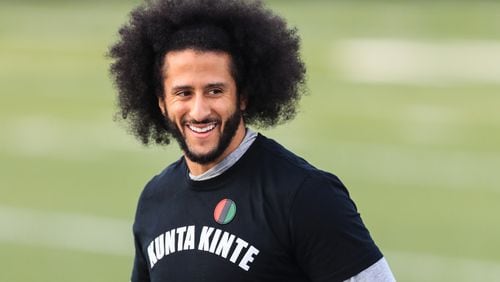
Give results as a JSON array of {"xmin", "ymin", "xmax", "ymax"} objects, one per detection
[{"xmin": 1, "ymin": 1, "xmax": 500, "ymax": 281}]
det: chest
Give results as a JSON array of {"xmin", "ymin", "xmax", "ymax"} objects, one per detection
[{"xmin": 136, "ymin": 181, "xmax": 307, "ymax": 282}]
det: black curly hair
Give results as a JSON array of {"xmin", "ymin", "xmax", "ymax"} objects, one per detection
[{"xmin": 109, "ymin": 0, "xmax": 306, "ymax": 145}]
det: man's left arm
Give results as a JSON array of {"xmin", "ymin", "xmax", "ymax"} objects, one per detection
[{"xmin": 290, "ymin": 173, "xmax": 394, "ymax": 281}]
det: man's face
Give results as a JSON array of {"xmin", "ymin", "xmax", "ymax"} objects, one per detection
[{"xmin": 158, "ymin": 49, "xmax": 246, "ymax": 165}]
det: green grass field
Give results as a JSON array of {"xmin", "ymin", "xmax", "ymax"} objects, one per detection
[{"xmin": 1, "ymin": 1, "xmax": 500, "ymax": 281}]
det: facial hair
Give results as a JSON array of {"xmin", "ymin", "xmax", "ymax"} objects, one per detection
[{"xmin": 166, "ymin": 109, "xmax": 242, "ymax": 165}]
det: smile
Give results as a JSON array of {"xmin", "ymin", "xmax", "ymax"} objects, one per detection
[{"xmin": 187, "ymin": 122, "xmax": 217, "ymax": 133}]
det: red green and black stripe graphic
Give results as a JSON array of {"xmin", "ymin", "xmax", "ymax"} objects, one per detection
[{"xmin": 214, "ymin": 199, "xmax": 236, "ymax": 224}]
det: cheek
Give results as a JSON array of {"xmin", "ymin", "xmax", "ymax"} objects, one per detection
[
  {"xmin": 167, "ymin": 103, "xmax": 191, "ymax": 126},
  {"xmin": 219, "ymin": 97, "xmax": 239, "ymax": 114}
]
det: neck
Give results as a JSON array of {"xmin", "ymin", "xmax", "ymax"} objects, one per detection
[{"xmin": 185, "ymin": 121, "xmax": 246, "ymax": 176}]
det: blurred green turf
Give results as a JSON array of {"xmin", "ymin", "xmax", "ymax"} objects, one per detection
[{"xmin": 1, "ymin": 1, "xmax": 500, "ymax": 281}]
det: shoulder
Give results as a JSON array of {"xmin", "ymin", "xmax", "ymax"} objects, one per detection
[
  {"xmin": 135, "ymin": 157, "xmax": 184, "ymax": 215},
  {"xmin": 252, "ymin": 134, "xmax": 347, "ymax": 194},
  {"xmin": 251, "ymin": 134, "xmax": 322, "ymax": 181},
  {"xmin": 144, "ymin": 157, "xmax": 183, "ymax": 193},
  {"xmin": 253, "ymin": 134, "xmax": 314, "ymax": 171}
]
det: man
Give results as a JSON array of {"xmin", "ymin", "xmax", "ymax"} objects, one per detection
[{"xmin": 109, "ymin": 0, "xmax": 395, "ymax": 281}]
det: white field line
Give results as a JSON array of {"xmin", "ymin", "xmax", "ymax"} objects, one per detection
[
  {"xmin": 335, "ymin": 39, "xmax": 500, "ymax": 85},
  {"xmin": 2, "ymin": 205, "xmax": 500, "ymax": 280},
  {"xmin": 0, "ymin": 116, "xmax": 182, "ymax": 160},
  {"xmin": 0, "ymin": 205, "xmax": 132, "ymax": 256},
  {"xmin": 325, "ymin": 141, "xmax": 500, "ymax": 193},
  {"xmin": 3, "ymin": 116, "xmax": 500, "ymax": 195},
  {"xmin": 386, "ymin": 250, "xmax": 500, "ymax": 281},
  {"xmin": 1, "ymin": 116, "xmax": 144, "ymax": 160}
]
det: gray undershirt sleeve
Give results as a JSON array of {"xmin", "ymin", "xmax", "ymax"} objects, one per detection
[{"xmin": 343, "ymin": 257, "xmax": 396, "ymax": 282}]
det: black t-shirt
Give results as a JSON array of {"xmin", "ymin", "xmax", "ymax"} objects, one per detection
[{"xmin": 131, "ymin": 134, "xmax": 382, "ymax": 282}]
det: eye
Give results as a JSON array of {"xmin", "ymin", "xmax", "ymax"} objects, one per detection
[
  {"xmin": 208, "ymin": 88, "xmax": 223, "ymax": 95},
  {"xmin": 175, "ymin": 90, "xmax": 191, "ymax": 97}
]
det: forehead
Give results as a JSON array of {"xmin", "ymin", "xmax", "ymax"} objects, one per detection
[{"xmin": 163, "ymin": 49, "xmax": 233, "ymax": 78}]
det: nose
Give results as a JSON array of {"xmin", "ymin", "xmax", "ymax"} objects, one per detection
[{"xmin": 189, "ymin": 93, "xmax": 211, "ymax": 122}]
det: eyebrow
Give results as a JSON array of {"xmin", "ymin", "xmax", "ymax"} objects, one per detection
[
  {"xmin": 205, "ymin": 83, "xmax": 227, "ymax": 90},
  {"xmin": 170, "ymin": 83, "xmax": 227, "ymax": 91},
  {"xmin": 171, "ymin": 85, "xmax": 193, "ymax": 92}
]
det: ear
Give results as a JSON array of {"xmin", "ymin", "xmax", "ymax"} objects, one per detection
[
  {"xmin": 158, "ymin": 96, "xmax": 167, "ymax": 116},
  {"xmin": 239, "ymin": 94, "xmax": 248, "ymax": 111}
]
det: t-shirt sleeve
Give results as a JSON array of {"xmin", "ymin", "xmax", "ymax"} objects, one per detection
[
  {"xmin": 131, "ymin": 231, "xmax": 150, "ymax": 282},
  {"xmin": 131, "ymin": 177, "xmax": 157, "ymax": 282},
  {"xmin": 289, "ymin": 172, "xmax": 383, "ymax": 282}
]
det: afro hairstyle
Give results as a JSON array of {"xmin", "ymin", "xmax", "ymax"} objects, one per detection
[{"xmin": 109, "ymin": 0, "xmax": 306, "ymax": 145}]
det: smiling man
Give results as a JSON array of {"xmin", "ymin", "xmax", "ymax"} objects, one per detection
[{"xmin": 109, "ymin": 0, "xmax": 394, "ymax": 281}]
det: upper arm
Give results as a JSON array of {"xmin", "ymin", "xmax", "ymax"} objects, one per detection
[
  {"xmin": 290, "ymin": 173, "xmax": 383, "ymax": 282},
  {"xmin": 131, "ymin": 231, "xmax": 150, "ymax": 282}
]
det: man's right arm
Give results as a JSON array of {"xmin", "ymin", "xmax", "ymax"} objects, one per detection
[{"xmin": 131, "ymin": 232, "xmax": 150, "ymax": 282}]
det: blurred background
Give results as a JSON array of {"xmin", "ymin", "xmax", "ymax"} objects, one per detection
[{"xmin": 1, "ymin": 0, "xmax": 500, "ymax": 281}]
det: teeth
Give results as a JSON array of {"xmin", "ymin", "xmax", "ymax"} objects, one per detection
[{"xmin": 188, "ymin": 123, "xmax": 216, "ymax": 133}]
